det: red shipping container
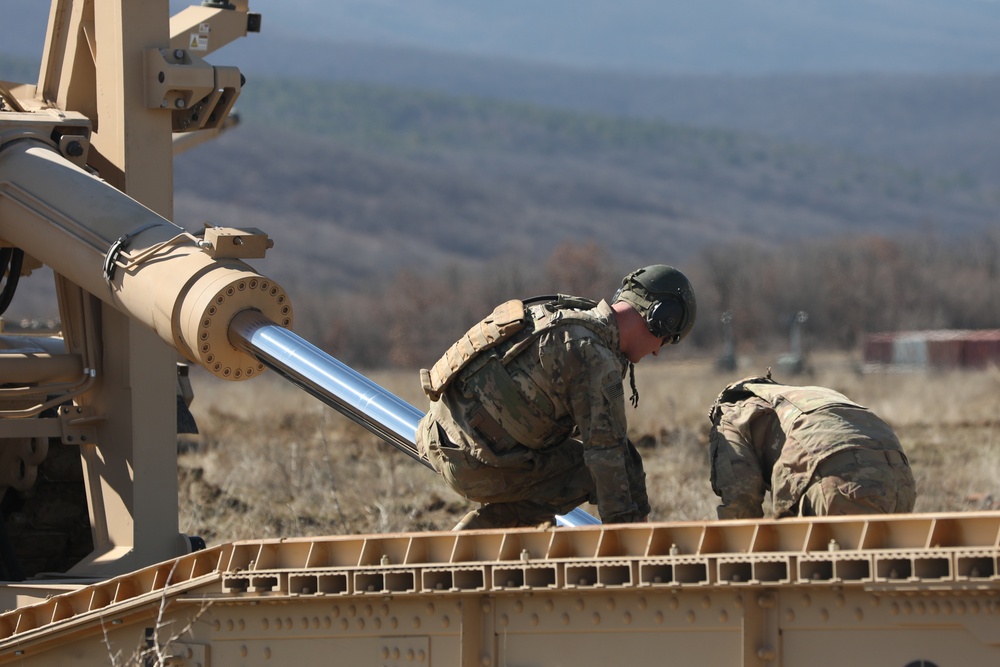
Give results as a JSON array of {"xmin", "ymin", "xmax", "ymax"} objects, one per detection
[
  {"xmin": 863, "ymin": 329, "xmax": 1000, "ymax": 369},
  {"xmin": 961, "ymin": 331, "xmax": 1000, "ymax": 368}
]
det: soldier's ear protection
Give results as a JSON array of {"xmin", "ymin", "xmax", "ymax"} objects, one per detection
[{"xmin": 646, "ymin": 295, "xmax": 689, "ymax": 345}]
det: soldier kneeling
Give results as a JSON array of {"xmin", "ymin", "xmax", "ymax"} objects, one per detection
[{"xmin": 708, "ymin": 373, "xmax": 916, "ymax": 519}]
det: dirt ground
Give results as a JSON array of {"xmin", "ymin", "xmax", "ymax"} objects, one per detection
[{"xmin": 178, "ymin": 352, "xmax": 1000, "ymax": 543}]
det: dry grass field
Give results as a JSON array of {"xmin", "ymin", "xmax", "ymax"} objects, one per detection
[{"xmin": 178, "ymin": 352, "xmax": 1000, "ymax": 544}]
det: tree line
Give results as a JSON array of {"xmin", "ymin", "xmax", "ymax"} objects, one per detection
[{"xmin": 290, "ymin": 231, "xmax": 1000, "ymax": 369}]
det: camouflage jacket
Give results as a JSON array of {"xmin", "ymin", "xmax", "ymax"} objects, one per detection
[
  {"xmin": 709, "ymin": 383, "xmax": 903, "ymax": 519},
  {"xmin": 427, "ymin": 298, "xmax": 649, "ymax": 523}
]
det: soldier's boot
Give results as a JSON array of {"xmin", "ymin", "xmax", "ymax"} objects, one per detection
[
  {"xmin": 453, "ymin": 504, "xmax": 520, "ymax": 530},
  {"xmin": 453, "ymin": 506, "xmax": 514, "ymax": 530},
  {"xmin": 454, "ymin": 503, "xmax": 555, "ymax": 530}
]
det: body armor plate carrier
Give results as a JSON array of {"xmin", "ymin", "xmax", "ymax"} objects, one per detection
[
  {"xmin": 421, "ymin": 296, "xmax": 609, "ymax": 449},
  {"xmin": 420, "ymin": 299, "xmax": 528, "ymax": 402}
]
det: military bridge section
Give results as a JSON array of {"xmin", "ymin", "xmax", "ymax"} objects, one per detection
[{"xmin": 0, "ymin": 512, "xmax": 998, "ymax": 665}]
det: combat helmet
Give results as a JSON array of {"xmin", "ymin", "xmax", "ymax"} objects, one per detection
[{"xmin": 613, "ymin": 264, "xmax": 697, "ymax": 344}]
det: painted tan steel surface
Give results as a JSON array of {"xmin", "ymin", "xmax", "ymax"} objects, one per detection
[
  {"xmin": 0, "ymin": 514, "xmax": 997, "ymax": 665},
  {"xmin": 170, "ymin": 0, "xmax": 257, "ymax": 57},
  {"xmin": 0, "ymin": 0, "xmax": 285, "ymax": 580},
  {"xmin": 0, "ymin": 138, "xmax": 292, "ymax": 377}
]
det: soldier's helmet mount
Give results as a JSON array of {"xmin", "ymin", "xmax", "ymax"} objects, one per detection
[{"xmin": 613, "ymin": 264, "xmax": 697, "ymax": 344}]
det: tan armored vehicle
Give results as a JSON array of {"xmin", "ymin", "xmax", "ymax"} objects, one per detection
[{"xmin": 0, "ymin": 2, "xmax": 997, "ymax": 664}]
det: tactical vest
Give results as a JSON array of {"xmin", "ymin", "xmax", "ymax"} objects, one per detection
[
  {"xmin": 740, "ymin": 383, "xmax": 865, "ymax": 429},
  {"xmin": 421, "ymin": 296, "xmax": 614, "ymax": 449}
]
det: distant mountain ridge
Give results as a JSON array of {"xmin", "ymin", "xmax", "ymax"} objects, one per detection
[
  {"xmin": 227, "ymin": 0, "xmax": 1000, "ymax": 74},
  {"xmin": 219, "ymin": 39, "xmax": 1000, "ymax": 184},
  {"xmin": 5, "ymin": 0, "xmax": 1000, "ymax": 74},
  {"xmin": 5, "ymin": 2, "xmax": 1000, "ymax": 183},
  {"xmin": 4, "ymin": 3, "xmax": 999, "ymax": 327},
  {"xmin": 170, "ymin": 78, "xmax": 1000, "ymax": 298}
]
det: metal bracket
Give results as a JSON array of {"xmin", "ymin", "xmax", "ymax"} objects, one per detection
[
  {"xmin": 200, "ymin": 226, "xmax": 274, "ymax": 259},
  {"xmin": 58, "ymin": 404, "xmax": 100, "ymax": 446},
  {"xmin": 0, "ymin": 109, "xmax": 92, "ymax": 168},
  {"xmin": 102, "ymin": 221, "xmax": 163, "ymax": 283},
  {"xmin": 144, "ymin": 48, "xmax": 242, "ymax": 132}
]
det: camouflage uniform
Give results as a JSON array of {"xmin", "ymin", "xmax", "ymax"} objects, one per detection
[
  {"xmin": 416, "ymin": 297, "xmax": 649, "ymax": 528},
  {"xmin": 708, "ymin": 378, "xmax": 916, "ymax": 519}
]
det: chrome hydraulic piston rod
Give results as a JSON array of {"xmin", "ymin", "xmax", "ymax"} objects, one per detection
[{"xmin": 228, "ymin": 309, "xmax": 601, "ymax": 528}]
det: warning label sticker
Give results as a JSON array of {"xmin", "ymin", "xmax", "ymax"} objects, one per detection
[{"xmin": 189, "ymin": 34, "xmax": 209, "ymax": 51}]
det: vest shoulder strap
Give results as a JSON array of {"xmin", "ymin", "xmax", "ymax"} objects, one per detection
[
  {"xmin": 744, "ymin": 383, "xmax": 864, "ymax": 418},
  {"xmin": 420, "ymin": 299, "xmax": 526, "ymax": 401}
]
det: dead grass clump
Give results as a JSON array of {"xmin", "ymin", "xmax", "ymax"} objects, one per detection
[
  {"xmin": 179, "ymin": 355, "xmax": 1000, "ymax": 541},
  {"xmin": 180, "ymin": 371, "xmax": 464, "ymax": 539}
]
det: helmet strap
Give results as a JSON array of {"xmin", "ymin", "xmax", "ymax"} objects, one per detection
[{"xmin": 628, "ymin": 362, "xmax": 639, "ymax": 408}]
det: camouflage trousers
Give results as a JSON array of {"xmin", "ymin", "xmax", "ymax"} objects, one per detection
[
  {"xmin": 417, "ymin": 418, "xmax": 594, "ymax": 529},
  {"xmin": 798, "ymin": 448, "xmax": 916, "ymax": 517}
]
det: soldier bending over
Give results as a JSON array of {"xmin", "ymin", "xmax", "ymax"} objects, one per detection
[
  {"xmin": 708, "ymin": 373, "xmax": 916, "ymax": 519},
  {"xmin": 416, "ymin": 265, "xmax": 697, "ymax": 529}
]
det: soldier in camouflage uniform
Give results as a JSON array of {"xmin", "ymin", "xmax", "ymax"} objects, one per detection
[
  {"xmin": 708, "ymin": 373, "xmax": 916, "ymax": 519},
  {"xmin": 416, "ymin": 265, "xmax": 697, "ymax": 529}
]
